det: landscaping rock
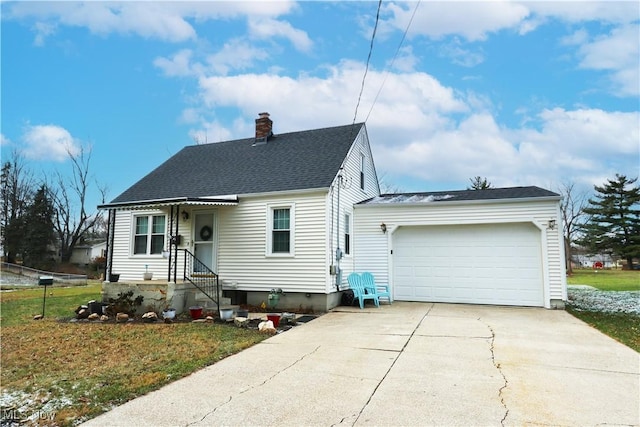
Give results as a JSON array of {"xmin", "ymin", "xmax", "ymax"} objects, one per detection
[
  {"xmin": 192, "ymin": 319, "xmax": 207, "ymax": 323},
  {"xmin": 258, "ymin": 320, "xmax": 277, "ymax": 335},
  {"xmin": 76, "ymin": 309, "xmax": 89, "ymax": 319},
  {"xmin": 88, "ymin": 313, "xmax": 100, "ymax": 321},
  {"xmin": 33, "ymin": 314, "xmax": 43, "ymax": 321},
  {"xmin": 234, "ymin": 317, "xmax": 249, "ymax": 328},
  {"xmin": 205, "ymin": 316, "xmax": 215, "ymax": 323},
  {"xmin": 116, "ymin": 313, "xmax": 129, "ymax": 323},
  {"xmin": 100, "ymin": 315, "xmax": 109, "ymax": 322},
  {"xmin": 142, "ymin": 312, "xmax": 158, "ymax": 322}
]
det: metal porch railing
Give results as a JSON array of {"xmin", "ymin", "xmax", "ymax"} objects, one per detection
[{"xmin": 181, "ymin": 249, "xmax": 221, "ymax": 313}]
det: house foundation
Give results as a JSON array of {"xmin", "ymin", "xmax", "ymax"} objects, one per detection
[{"xmin": 101, "ymin": 281, "xmax": 343, "ymax": 315}]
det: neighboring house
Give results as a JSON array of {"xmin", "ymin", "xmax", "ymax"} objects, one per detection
[
  {"xmin": 99, "ymin": 113, "xmax": 566, "ymax": 313},
  {"xmin": 572, "ymin": 254, "xmax": 616, "ymax": 269},
  {"xmin": 70, "ymin": 241, "xmax": 107, "ymax": 266}
]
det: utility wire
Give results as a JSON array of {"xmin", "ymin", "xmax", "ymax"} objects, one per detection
[
  {"xmin": 365, "ymin": 0, "xmax": 421, "ymax": 123},
  {"xmin": 351, "ymin": 0, "xmax": 383, "ymax": 126}
]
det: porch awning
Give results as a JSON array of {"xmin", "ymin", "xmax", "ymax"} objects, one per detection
[{"xmin": 98, "ymin": 196, "xmax": 239, "ymax": 210}]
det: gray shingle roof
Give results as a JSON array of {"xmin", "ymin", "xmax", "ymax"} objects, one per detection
[
  {"xmin": 109, "ymin": 123, "xmax": 365, "ymax": 204},
  {"xmin": 361, "ymin": 186, "xmax": 560, "ymax": 205}
]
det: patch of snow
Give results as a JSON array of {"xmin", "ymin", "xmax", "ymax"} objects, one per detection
[
  {"xmin": 567, "ymin": 287, "xmax": 640, "ymax": 315},
  {"xmin": 366, "ymin": 194, "xmax": 456, "ymax": 204}
]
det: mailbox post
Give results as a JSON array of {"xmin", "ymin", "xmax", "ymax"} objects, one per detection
[{"xmin": 38, "ymin": 276, "xmax": 54, "ymax": 317}]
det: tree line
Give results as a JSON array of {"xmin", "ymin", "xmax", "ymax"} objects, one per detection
[{"xmin": 1, "ymin": 148, "xmax": 107, "ymax": 271}]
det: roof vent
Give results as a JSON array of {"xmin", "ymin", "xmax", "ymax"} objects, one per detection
[{"xmin": 254, "ymin": 112, "xmax": 273, "ymax": 144}]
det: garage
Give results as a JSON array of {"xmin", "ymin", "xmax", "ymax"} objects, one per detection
[
  {"xmin": 393, "ymin": 223, "xmax": 544, "ymax": 306},
  {"xmin": 353, "ymin": 186, "xmax": 567, "ymax": 309}
]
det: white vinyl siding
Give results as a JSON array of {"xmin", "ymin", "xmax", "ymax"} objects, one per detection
[
  {"xmin": 110, "ymin": 209, "xmax": 172, "ymax": 281},
  {"xmin": 354, "ymin": 199, "xmax": 565, "ymax": 308},
  {"xmin": 326, "ymin": 127, "xmax": 380, "ymax": 289},
  {"xmin": 217, "ymin": 193, "xmax": 326, "ymax": 293}
]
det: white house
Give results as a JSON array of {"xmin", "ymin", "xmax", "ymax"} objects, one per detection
[
  {"xmin": 69, "ymin": 241, "xmax": 107, "ymax": 266},
  {"xmin": 98, "ymin": 113, "xmax": 566, "ymax": 313}
]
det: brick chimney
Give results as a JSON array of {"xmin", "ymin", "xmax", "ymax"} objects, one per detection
[{"xmin": 255, "ymin": 112, "xmax": 273, "ymax": 142}]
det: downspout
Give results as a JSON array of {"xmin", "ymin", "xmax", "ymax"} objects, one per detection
[
  {"xmin": 173, "ymin": 204, "xmax": 180, "ymax": 283},
  {"xmin": 335, "ymin": 167, "xmax": 344, "ymax": 291},
  {"xmin": 167, "ymin": 205, "xmax": 174, "ymax": 283},
  {"xmin": 105, "ymin": 209, "xmax": 115, "ymax": 281}
]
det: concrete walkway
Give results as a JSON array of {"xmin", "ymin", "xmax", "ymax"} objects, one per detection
[{"xmin": 83, "ymin": 303, "xmax": 640, "ymax": 426}]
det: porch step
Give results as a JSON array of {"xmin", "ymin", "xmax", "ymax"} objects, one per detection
[{"xmin": 194, "ymin": 292, "xmax": 230, "ymax": 306}]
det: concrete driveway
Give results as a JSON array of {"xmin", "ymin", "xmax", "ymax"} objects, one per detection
[{"xmin": 83, "ymin": 303, "xmax": 639, "ymax": 426}]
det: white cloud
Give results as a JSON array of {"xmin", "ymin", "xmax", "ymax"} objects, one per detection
[
  {"xmin": 439, "ymin": 39, "xmax": 485, "ymax": 67},
  {"xmin": 187, "ymin": 64, "xmax": 633, "ymax": 193},
  {"xmin": 576, "ymin": 24, "xmax": 640, "ymax": 97},
  {"xmin": 206, "ymin": 39, "xmax": 270, "ymax": 75},
  {"xmin": 22, "ymin": 125, "xmax": 80, "ymax": 162},
  {"xmin": 248, "ymin": 17, "xmax": 313, "ymax": 53},
  {"xmin": 5, "ymin": 1, "xmax": 299, "ymax": 44},
  {"xmin": 385, "ymin": 1, "xmax": 530, "ymax": 41},
  {"xmin": 154, "ymin": 49, "xmax": 196, "ymax": 77},
  {"xmin": 1, "ymin": 134, "xmax": 11, "ymax": 146},
  {"xmin": 196, "ymin": 61, "xmax": 467, "ymax": 134},
  {"xmin": 389, "ymin": 46, "xmax": 419, "ymax": 72}
]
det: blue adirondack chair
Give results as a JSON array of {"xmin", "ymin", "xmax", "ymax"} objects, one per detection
[
  {"xmin": 362, "ymin": 272, "xmax": 392, "ymax": 304},
  {"xmin": 347, "ymin": 272, "xmax": 379, "ymax": 309}
]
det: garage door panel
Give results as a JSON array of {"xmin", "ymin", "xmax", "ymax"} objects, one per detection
[{"xmin": 393, "ymin": 224, "xmax": 544, "ymax": 307}]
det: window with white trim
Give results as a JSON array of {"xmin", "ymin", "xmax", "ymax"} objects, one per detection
[
  {"xmin": 133, "ymin": 214, "xmax": 166, "ymax": 255},
  {"xmin": 268, "ymin": 205, "xmax": 295, "ymax": 256},
  {"xmin": 360, "ymin": 153, "xmax": 365, "ymax": 190},
  {"xmin": 344, "ymin": 213, "xmax": 351, "ymax": 255}
]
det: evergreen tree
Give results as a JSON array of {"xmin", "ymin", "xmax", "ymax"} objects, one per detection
[
  {"xmin": 579, "ymin": 174, "xmax": 640, "ymax": 268},
  {"xmin": 467, "ymin": 176, "xmax": 493, "ymax": 190},
  {"xmin": 22, "ymin": 185, "xmax": 56, "ymax": 270}
]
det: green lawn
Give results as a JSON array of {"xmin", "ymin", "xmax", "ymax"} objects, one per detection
[
  {"xmin": 566, "ymin": 268, "xmax": 639, "ymax": 352},
  {"xmin": 567, "ymin": 269, "xmax": 640, "ymax": 291},
  {"xmin": 1, "ymin": 284, "xmax": 267, "ymax": 426}
]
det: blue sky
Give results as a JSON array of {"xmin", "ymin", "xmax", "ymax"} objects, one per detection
[{"xmin": 2, "ymin": 1, "xmax": 639, "ymax": 213}]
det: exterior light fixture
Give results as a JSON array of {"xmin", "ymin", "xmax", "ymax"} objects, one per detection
[
  {"xmin": 380, "ymin": 223, "xmax": 387, "ymax": 233},
  {"xmin": 181, "ymin": 210, "xmax": 189, "ymax": 221},
  {"xmin": 548, "ymin": 219, "xmax": 556, "ymax": 230}
]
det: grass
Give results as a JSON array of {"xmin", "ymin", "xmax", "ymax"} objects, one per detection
[
  {"xmin": 567, "ymin": 268, "xmax": 640, "ymax": 291},
  {"xmin": 566, "ymin": 268, "xmax": 639, "ymax": 352},
  {"xmin": 1, "ymin": 284, "xmax": 268, "ymax": 426}
]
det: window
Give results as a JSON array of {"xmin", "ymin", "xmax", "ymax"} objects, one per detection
[
  {"xmin": 360, "ymin": 153, "xmax": 365, "ymax": 190},
  {"xmin": 133, "ymin": 215, "xmax": 166, "ymax": 255},
  {"xmin": 344, "ymin": 213, "xmax": 351, "ymax": 255},
  {"xmin": 268, "ymin": 205, "xmax": 295, "ymax": 256},
  {"xmin": 272, "ymin": 208, "xmax": 290, "ymax": 253}
]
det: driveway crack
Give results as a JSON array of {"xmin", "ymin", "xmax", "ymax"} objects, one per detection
[
  {"xmin": 188, "ymin": 345, "xmax": 321, "ymax": 426},
  {"xmin": 485, "ymin": 322, "xmax": 509, "ymax": 426},
  {"xmin": 350, "ymin": 303, "xmax": 435, "ymax": 426}
]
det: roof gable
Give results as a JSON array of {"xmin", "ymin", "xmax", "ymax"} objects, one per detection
[{"xmin": 110, "ymin": 123, "xmax": 365, "ymax": 204}]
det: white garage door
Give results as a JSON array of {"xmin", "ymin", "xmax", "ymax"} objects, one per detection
[{"xmin": 393, "ymin": 223, "xmax": 544, "ymax": 306}]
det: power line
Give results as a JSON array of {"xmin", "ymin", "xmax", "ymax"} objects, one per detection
[
  {"xmin": 351, "ymin": 0, "xmax": 383, "ymax": 126},
  {"xmin": 365, "ymin": 0, "xmax": 421, "ymax": 123}
]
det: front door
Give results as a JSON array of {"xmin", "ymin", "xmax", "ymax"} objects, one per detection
[{"xmin": 193, "ymin": 212, "xmax": 217, "ymax": 273}]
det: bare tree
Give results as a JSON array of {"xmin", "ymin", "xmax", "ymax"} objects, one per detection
[
  {"xmin": 558, "ymin": 181, "xmax": 590, "ymax": 274},
  {"xmin": 0, "ymin": 150, "xmax": 35, "ymax": 263},
  {"xmin": 378, "ymin": 173, "xmax": 403, "ymax": 194},
  {"xmin": 49, "ymin": 145, "xmax": 108, "ymax": 263}
]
